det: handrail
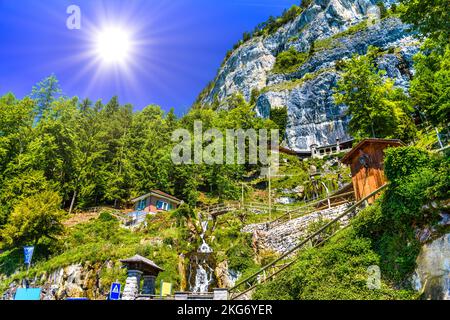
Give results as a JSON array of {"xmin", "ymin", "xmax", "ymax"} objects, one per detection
[
  {"xmin": 268, "ymin": 191, "xmax": 355, "ymax": 226},
  {"xmin": 432, "ymin": 144, "xmax": 450, "ymax": 153},
  {"xmin": 197, "ymin": 190, "xmax": 354, "ymax": 219},
  {"xmin": 230, "ymin": 226, "xmax": 348, "ymax": 300},
  {"xmin": 244, "ymin": 205, "xmax": 290, "ymax": 213},
  {"xmin": 229, "ymin": 184, "xmax": 388, "ymax": 295}
]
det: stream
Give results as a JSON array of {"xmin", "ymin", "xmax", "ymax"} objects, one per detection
[{"xmin": 188, "ymin": 215, "xmax": 216, "ymax": 293}]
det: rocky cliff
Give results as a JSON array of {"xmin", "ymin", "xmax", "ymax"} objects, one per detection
[
  {"xmin": 200, "ymin": 0, "xmax": 419, "ymax": 151},
  {"xmin": 413, "ymin": 233, "xmax": 450, "ymax": 300},
  {"xmin": 1, "ymin": 261, "xmax": 121, "ymax": 300}
]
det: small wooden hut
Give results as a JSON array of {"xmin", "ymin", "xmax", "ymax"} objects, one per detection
[{"xmin": 341, "ymin": 139, "xmax": 404, "ymax": 203}]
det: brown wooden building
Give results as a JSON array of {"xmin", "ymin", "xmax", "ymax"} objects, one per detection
[{"xmin": 341, "ymin": 139, "xmax": 404, "ymax": 203}]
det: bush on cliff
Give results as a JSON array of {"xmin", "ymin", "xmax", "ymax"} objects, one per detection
[{"xmin": 273, "ymin": 47, "xmax": 309, "ymax": 74}]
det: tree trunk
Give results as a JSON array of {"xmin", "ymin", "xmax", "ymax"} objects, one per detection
[{"xmin": 69, "ymin": 190, "xmax": 77, "ymax": 214}]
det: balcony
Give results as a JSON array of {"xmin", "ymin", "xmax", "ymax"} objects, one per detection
[{"xmin": 127, "ymin": 211, "xmax": 149, "ymax": 227}]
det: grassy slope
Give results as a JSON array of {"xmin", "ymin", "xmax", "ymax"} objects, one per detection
[{"xmin": 254, "ymin": 147, "xmax": 449, "ymax": 300}]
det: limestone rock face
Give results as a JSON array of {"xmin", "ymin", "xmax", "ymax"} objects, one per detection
[
  {"xmin": 200, "ymin": 0, "xmax": 418, "ymax": 151},
  {"xmin": 2, "ymin": 262, "xmax": 116, "ymax": 300},
  {"xmin": 215, "ymin": 260, "xmax": 236, "ymax": 289},
  {"xmin": 413, "ymin": 233, "xmax": 450, "ymax": 300}
]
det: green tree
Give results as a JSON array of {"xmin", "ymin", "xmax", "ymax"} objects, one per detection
[
  {"xmin": 171, "ymin": 203, "xmax": 195, "ymax": 227},
  {"xmin": 68, "ymin": 100, "xmax": 109, "ymax": 210},
  {"xmin": 1, "ymin": 191, "xmax": 66, "ymax": 246},
  {"xmin": 399, "ymin": 0, "xmax": 449, "ymax": 128},
  {"xmin": 0, "ymin": 95, "xmax": 34, "ymax": 176},
  {"xmin": 270, "ymin": 106, "xmax": 288, "ymax": 141},
  {"xmin": 0, "ymin": 170, "xmax": 56, "ymax": 226},
  {"xmin": 410, "ymin": 42, "xmax": 450, "ymax": 127},
  {"xmin": 334, "ymin": 51, "xmax": 416, "ymax": 141},
  {"xmin": 399, "ymin": 0, "xmax": 449, "ymax": 44},
  {"xmin": 300, "ymin": 0, "xmax": 312, "ymax": 9},
  {"xmin": 31, "ymin": 75, "xmax": 62, "ymax": 124}
]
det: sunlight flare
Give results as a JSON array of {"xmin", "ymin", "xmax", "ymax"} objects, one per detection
[{"xmin": 94, "ymin": 27, "xmax": 133, "ymax": 64}]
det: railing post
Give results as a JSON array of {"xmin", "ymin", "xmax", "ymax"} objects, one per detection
[
  {"xmin": 174, "ymin": 292, "xmax": 189, "ymax": 300},
  {"xmin": 213, "ymin": 288, "xmax": 229, "ymax": 300}
]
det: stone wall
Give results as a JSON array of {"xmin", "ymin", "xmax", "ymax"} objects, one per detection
[
  {"xmin": 243, "ymin": 203, "xmax": 352, "ymax": 254},
  {"xmin": 2, "ymin": 261, "xmax": 116, "ymax": 300}
]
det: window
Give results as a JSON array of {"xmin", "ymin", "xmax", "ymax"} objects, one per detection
[
  {"xmin": 156, "ymin": 200, "xmax": 170, "ymax": 211},
  {"xmin": 136, "ymin": 199, "xmax": 146, "ymax": 211}
]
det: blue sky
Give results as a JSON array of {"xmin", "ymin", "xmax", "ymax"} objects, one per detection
[{"xmin": 0, "ymin": 0, "xmax": 299, "ymax": 115}]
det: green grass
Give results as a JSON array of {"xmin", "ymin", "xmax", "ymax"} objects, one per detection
[
  {"xmin": 313, "ymin": 20, "xmax": 369, "ymax": 52},
  {"xmin": 0, "ymin": 213, "xmax": 182, "ymax": 294},
  {"xmin": 262, "ymin": 68, "xmax": 335, "ymax": 93},
  {"xmin": 253, "ymin": 228, "xmax": 418, "ymax": 300}
]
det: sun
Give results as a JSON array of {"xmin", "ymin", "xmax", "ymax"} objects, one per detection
[{"xmin": 95, "ymin": 27, "xmax": 132, "ymax": 64}]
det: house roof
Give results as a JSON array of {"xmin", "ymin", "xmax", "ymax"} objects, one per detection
[
  {"xmin": 120, "ymin": 255, "xmax": 164, "ymax": 272},
  {"xmin": 341, "ymin": 139, "xmax": 404, "ymax": 164},
  {"xmin": 131, "ymin": 190, "xmax": 182, "ymax": 204}
]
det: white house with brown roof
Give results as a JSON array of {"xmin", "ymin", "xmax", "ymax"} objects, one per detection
[{"xmin": 128, "ymin": 190, "xmax": 183, "ymax": 225}]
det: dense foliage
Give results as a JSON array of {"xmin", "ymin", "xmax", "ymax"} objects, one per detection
[
  {"xmin": 2, "ymin": 191, "xmax": 65, "ymax": 246},
  {"xmin": 399, "ymin": 0, "xmax": 449, "ymax": 44},
  {"xmin": 334, "ymin": 47, "xmax": 416, "ymax": 142},
  {"xmin": 272, "ymin": 47, "xmax": 309, "ymax": 74},
  {"xmin": 410, "ymin": 41, "xmax": 450, "ymax": 127},
  {"xmin": 0, "ymin": 83, "xmax": 278, "ymax": 247},
  {"xmin": 399, "ymin": 0, "xmax": 449, "ymax": 129},
  {"xmin": 269, "ymin": 107, "xmax": 288, "ymax": 140},
  {"xmin": 253, "ymin": 229, "xmax": 417, "ymax": 300}
]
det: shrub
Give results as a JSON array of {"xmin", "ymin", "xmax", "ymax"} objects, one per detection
[
  {"xmin": 273, "ymin": 47, "xmax": 309, "ymax": 74},
  {"xmin": 227, "ymin": 244, "xmax": 256, "ymax": 272},
  {"xmin": 377, "ymin": 1, "xmax": 388, "ymax": 19},
  {"xmin": 98, "ymin": 211, "xmax": 117, "ymax": 222},
  {"xmin": 305, "ymin": 217, "xmax": 341, "ymax": 246},
  {"xmin": 384, "ymin": 147, "xmax": 431, "ymax": 184}
]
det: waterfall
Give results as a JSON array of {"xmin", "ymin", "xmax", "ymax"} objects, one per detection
[
  {"xmin": 191, "ymin": 263, "xmax": 214, "ymax": 293},
  {"xmin": 189, "ymin": 215, "xmax": 215, "ymax": 293},
  {"xmin": 199, "ymin": 220, "xmax": 213, "ymax": 253}
]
